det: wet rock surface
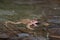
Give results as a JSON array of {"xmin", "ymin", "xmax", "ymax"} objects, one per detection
[
  {"xmin": 0, "ymin": 33, "xmax": 9, "ymax": 38},
  {"xmin": 9, "ymin": 33, "xmax": 47, "ymax": 40}
]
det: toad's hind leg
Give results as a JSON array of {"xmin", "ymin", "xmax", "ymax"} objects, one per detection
[{"xmin": 4, "ymin": 21, "xmax": 22, "ymax": 27}]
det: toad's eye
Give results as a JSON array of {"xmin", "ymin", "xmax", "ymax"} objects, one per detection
[{"xmin": 36, "ymin": 22, "xmax": 40, "ymax": 25}]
